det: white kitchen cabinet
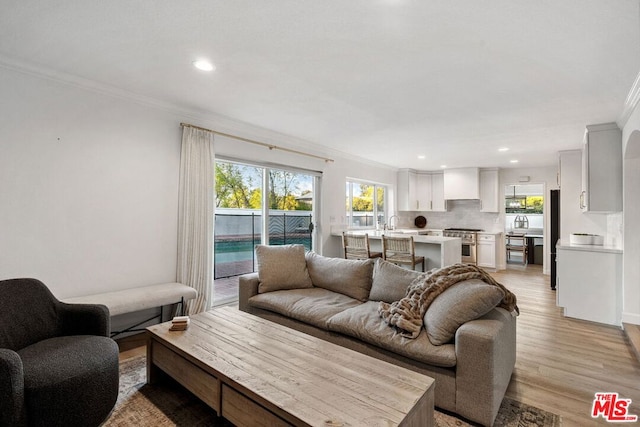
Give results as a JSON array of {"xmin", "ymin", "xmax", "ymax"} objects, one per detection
[
  {"xmin": 430, "ymin": 172, "xmax": 446, "ymax": 211},
  {"xmin": 477, "ymin": 233, "xmax": 499, "ymax": 269},
  {"xmin": 479, "ymin": 169, "xmax": 499, "ymax": 212},
  {"xmin": 397, "ymin": 169, "xmax": 418, "ymax": 211},
  {"xmin": 556, "ymin": 241, "xmax": 622, "ymax": 326},
  {"xmin": 397, "ymin": 170, "xmax": 446, "ymax": 211},
  {"xmin": 581, "ymin": 123, "xmax": 622, "ymax": 213},
  {"xmin": 443, "ymin": 168, "xmax": 479, "ymax": 200},
  {"xmin": 415, "ymin": 173, "xmax": 432, "ymax": 210}
]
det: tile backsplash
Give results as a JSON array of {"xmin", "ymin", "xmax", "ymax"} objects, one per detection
[
  {"xmin": 396, "ymin": 200, "xmax": 502, "ymax": 232},
  {"xmin": 606, "ymin": 212, "xmax": 623, "ymax": 248}
]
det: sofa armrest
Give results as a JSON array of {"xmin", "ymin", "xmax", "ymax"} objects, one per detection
[
  {"xmin": 454, "ymin": 307, "xmax": 517, "ymax": 426},
  {"xmin": 238, "ymin": 273, "xmax": 260, "ymax": 313},
  {"xmin": 58, "ymin": 303, "xmax": 111, "ymax": 337},
  {"xmin": 0, "ymin": 348, "xmax": 26, "ymax": 427}
]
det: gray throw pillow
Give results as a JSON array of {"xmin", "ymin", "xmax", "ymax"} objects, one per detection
[
  {"xmin": 255, "ymin": 244, "xmax": 313, "ymax": 293},
  {"xmin": 305, "ymin": 251, "xmax": 374, "ymax": 302},
  {"xmin": 369, "ymin": 258, "xmax": 422, "ymax": 303},
  {"xmin": 424, "ymin": 279, "xmax": 505, "ymax": 345}
]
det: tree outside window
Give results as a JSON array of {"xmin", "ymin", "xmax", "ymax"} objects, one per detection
[
  {"xmin": 346, "ymin": 181, "xmax": 386, "ymax": 227},
  {"xmin": 216, "ymin": 162, "xmax": 311, "ymax": 211}
]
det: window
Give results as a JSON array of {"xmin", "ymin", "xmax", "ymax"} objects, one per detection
[
  {"xmin": 505, "ymin": 184, "xmax": 544, "ymax": 214},
  {"xmin": 345, "ymin": 180, "xmax": 387, "ymax": 228},
  {"xmin": 213, "ymin": 159, "xmax": 318, "ymax": 305}
]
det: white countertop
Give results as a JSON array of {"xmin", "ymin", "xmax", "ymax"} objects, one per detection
[
  {"xmin": 556, "ymin": 239, "xmax": 622, "ymax": 254},
  {"xmin": 332, "ymin": 229, "xmax": 458, "ymax": 245},
  {"xmin": 334, "ymin": 227, "xmax": 462, "ymax": 268}
]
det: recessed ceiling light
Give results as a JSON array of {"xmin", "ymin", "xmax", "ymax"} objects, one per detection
[
  {"xmin": 510, "ymin": 160, "xmax": 519, "ymax": 163},
  {"xmin": 440, "ymin": 165, "xmax": 447, "ymax": 168},
  {"xmin": 498, "ymin": 147, "xmax": 509, "ymax": 152},
  {"xmin": 418, "ymin": 155, "xmax": 426, "ymax": 159},
  {"xmin": 193, "ymin": 60, "xmax": 215, "ymax": 71}
]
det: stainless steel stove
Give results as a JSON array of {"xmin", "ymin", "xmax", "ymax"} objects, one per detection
[{"xmin": 443, "ymin": 228, "xmax": 483, "ymax": 264}]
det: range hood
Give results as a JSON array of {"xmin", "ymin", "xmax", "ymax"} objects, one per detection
[{"xmin": 443, "ymin": 168, "xmax": 479, "ymax": 200}]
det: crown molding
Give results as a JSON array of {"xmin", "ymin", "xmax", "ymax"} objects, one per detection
[
  {"xmin": 618, "ymin": 69, "xmax": 640, "ymax": 129},
  {"xmin": 0, "ymin": 54, "xmax": 395, "ymax": 171}
]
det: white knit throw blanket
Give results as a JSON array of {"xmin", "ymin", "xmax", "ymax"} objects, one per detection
[{"xmin": 378, "ymin": 263, "xmax": 519, "ymax": 339}]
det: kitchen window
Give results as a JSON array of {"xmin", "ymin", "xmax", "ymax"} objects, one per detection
[{"xmin": 345, "ymin": 180, "xmax": 387, "ymax": 228}]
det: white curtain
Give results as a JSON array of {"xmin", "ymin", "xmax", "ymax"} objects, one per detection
[{"xmin": 177, "ymin": 126, "xmax": 215, "ymax": 314}]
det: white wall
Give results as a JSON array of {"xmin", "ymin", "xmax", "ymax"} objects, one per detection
[
  {"xmin": 622, "ymin": 104, "xmax": 640, "ymax": 326},
  {"xmin": 0, "ymin": 66, "xmax": 396, "ymax": 298},
  {"xmin": 0, "ymin": 67, "xmax": 182, "ymax": 298}
]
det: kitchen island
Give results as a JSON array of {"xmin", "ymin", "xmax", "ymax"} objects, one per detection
[{"xmin": 333, "ymin": 229, "xmax": 461, "ymax": 270}]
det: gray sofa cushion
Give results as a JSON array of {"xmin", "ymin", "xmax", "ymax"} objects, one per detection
[
  {"xmin": 327, "ymin": 301, "xmax": 456, "ymax": 367},
  {"xmin": 256, "ymin": 244, "xmax": 313, "ymax": 293},
  {"xmin": 369, "ymin": 259, "xmax": 423, "ymax": 303},
  {"xmin": 248, "ymin": 288, "xmax": 362, "ymax": 329},
  {"xmin": 305, "ymin": 252, "xmax": 374, "ymax": 302},
  {"xmin": 424, "ymin": 279, "xmax": 505, "ymax": 345}
]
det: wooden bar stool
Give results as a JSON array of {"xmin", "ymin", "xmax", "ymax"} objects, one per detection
[
  {"xmin": 342, "ymin": 232, "xmax": 382, "ymax": 260},
  {"xmin": 506, "ymin": 233, "xmax": 528, "ymax": 265},
  {"xmin": 381, "ymin": 235, "xmax": 425, "ymax": 272}
]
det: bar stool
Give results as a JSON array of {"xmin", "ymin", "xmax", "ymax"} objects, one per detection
[
  {"xmin": 506, "ymin": 233, "xmax": 528, "ymax": 265},
  {"xmin": 342, "ymin": 232, "xmax": 382, "ymax": 260},
  {"xmin": 381, "ymin": 235, "xmax": 425, "ymax": 272}
]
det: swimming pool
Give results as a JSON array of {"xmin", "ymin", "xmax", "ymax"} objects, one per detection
[{"xmin": 214, "ymin": 237, "xmax": 312, "ymax": 278}]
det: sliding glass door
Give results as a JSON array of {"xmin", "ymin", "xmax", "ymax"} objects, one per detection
[
  {"xmin": 266, "ymin": 168, "xmax": 313, "ymax": 249},
  {"xmin": 213, "ymin": 159, "xmax": 316, "ymax": 305}
]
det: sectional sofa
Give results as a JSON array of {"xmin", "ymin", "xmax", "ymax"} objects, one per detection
[{"xmin": 238, "ymin": 245, "xmax": 517, "ymax": 426}]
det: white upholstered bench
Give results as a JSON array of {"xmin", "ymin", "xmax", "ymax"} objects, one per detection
[{"xmin": 63, "ymin": 282, "xmax": 197, "ymax": 338}]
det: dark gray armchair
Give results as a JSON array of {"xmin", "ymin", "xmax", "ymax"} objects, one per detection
[{"xmin": 0, "ymin": 278, "xmax": 119, "ymax": 427}]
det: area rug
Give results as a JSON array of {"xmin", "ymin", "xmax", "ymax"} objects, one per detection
[{"xmin": 105, "ymin": 355, "xmax": 561, "ymax": 427}]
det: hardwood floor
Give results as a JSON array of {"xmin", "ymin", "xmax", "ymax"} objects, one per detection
[
  {"xmin": 493, "ymin": 264, "xmax": 640, "ymax": 426},
  {"xmin": 118, "ymin": 265, "xmax": 640, "ymax": 426}
]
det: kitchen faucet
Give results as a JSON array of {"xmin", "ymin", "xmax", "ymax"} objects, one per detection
[{"xmin": 387, "ymin": 215, "xmax": 398, "ymax": 231}]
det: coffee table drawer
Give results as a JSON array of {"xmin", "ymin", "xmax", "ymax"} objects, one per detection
[
  {"xmin": 151, "ymin": 341, "xmax": 220, "ymax": 412},
  {"xmin": 222, "ymin": 384, "xmax": 292, "ymax": 427}
]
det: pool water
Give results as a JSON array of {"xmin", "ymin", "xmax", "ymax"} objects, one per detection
[{"xmin": 214, "ymin": 237, "xmax": 312, "ymax": 275}]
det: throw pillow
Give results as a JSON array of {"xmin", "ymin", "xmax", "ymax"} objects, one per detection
[
  {"xmin": 255, "ymin": 244, "xmax": 313, "ymax": 293},
  {"xmin": 369, "ymin": 258, "xmax": 423, "ymax": 303},
  {"xmin": 305, "ymin": 251, "xmax": 374, "ymax": 301},
  {"xmin": 424, "ymin": 279, "xmax": 505, "ymax": 345}
]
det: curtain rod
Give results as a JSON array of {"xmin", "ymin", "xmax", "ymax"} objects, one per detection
[{"xmin": 180, "ymin": 123, "xmax": 334, "ymax": 163}]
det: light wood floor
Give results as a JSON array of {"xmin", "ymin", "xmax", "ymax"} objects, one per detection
[
  {"xmin": 494, "ymin": 264, "xmax": 640, "ymax": 426},
  {"xmin": 118, "ymin": 265, "xmax": 640, "ymax": 426}
]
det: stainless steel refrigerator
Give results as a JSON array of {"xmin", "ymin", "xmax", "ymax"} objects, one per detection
[{"xmin": 550, "ymin": 189, "xmax": 560, "ymax": 290}]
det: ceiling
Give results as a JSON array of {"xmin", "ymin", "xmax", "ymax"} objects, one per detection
[{"xmin": 1, "ymin": 0, "xmax": 639, "ymax": 170}]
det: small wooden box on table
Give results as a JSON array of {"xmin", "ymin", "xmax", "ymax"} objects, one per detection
[{"xmin": 146, "ymin": 307, "xmax": 435, "ymax": 427}]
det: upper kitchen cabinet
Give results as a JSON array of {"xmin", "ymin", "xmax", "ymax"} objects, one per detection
[
  {"xmin": 397, "ymin": 169, "xmax": 446, "ymax": 211},
  {"xmin": 430, "ymin": 172, "xmax": 446, "ymax": 211},
  {"xmin": 415, "ymin": 173, "xmax": 432, "ymax": 210},
  {"xmin": 479, "ymin": 169, "xmax": 499, "ymax": 212},
  {"xmin": 581, "ymin": 123, "xmax": 622, "ymax": 213},
  {"xmin": 397, "ymin": 169, "xmax": 418, "ymax": 211},
  {"xmin": 443, "ymin": 167, "xmax": 479, "ymax": 200}
]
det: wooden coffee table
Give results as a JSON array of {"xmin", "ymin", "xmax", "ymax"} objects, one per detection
[{"xmin": 146, "ymin": 307, "xmax": 434, "ymax": 427}]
